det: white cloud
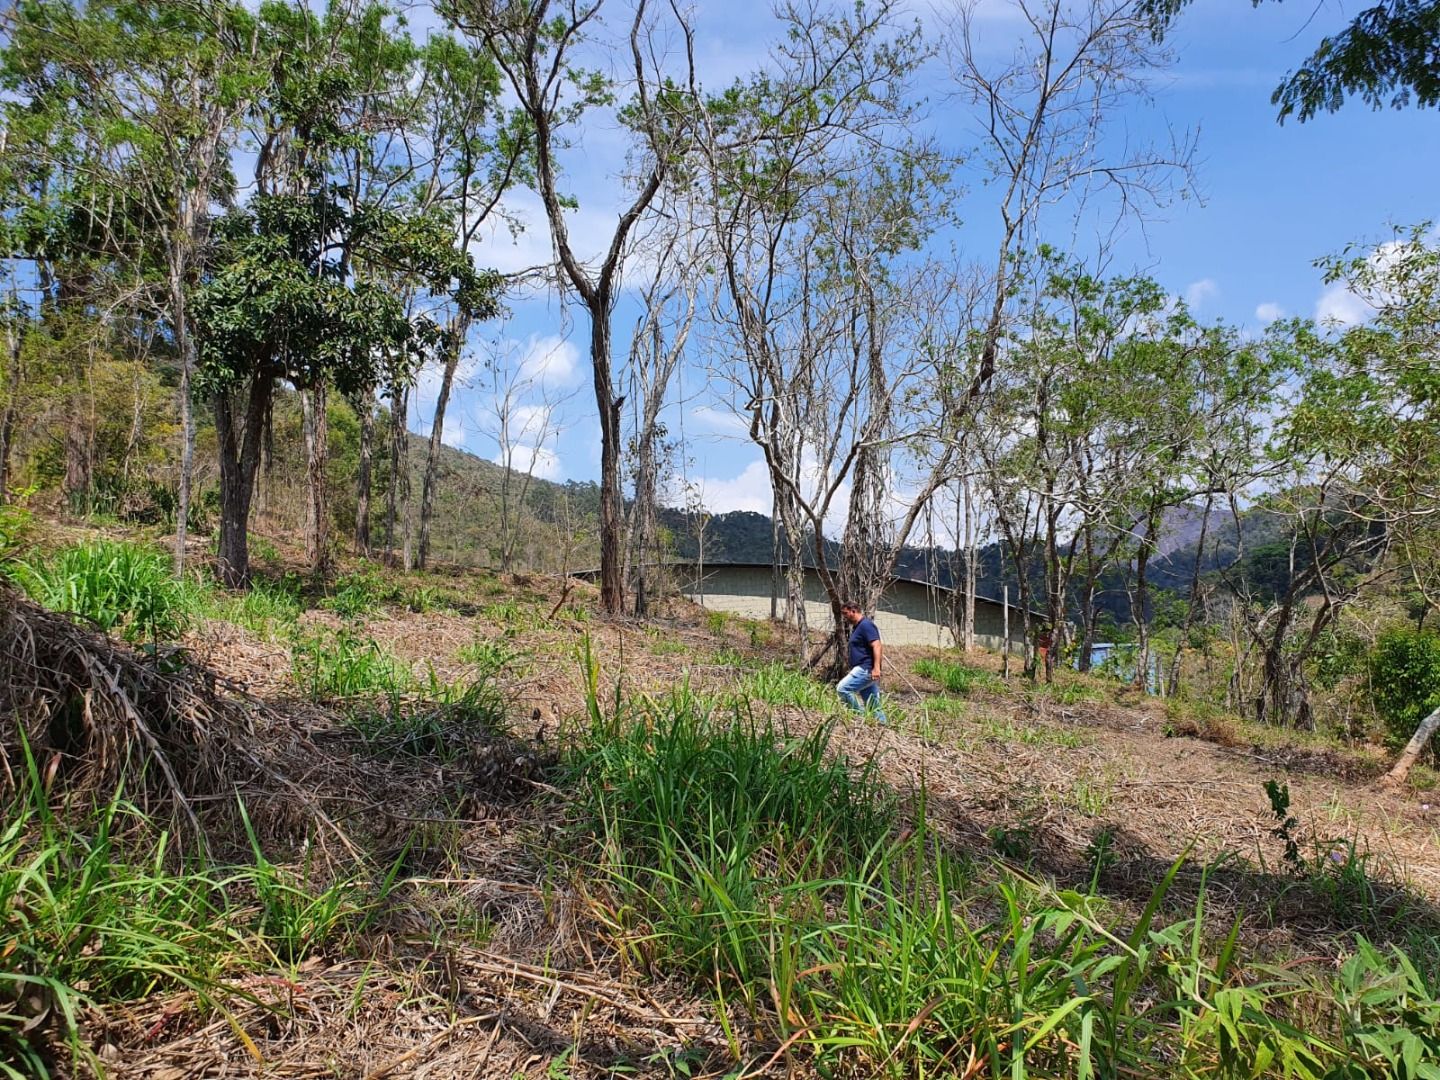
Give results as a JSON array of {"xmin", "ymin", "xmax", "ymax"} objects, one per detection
[
  {"xmin": 1254, "ymin": 302, "xmax": 1285, "ymax": 324},
  {"xmin": 507, "ymin": 403, "xmax": 559, "ymax": 444},
  {"xmin": 1315, "ymin": 284, "xmax": 1372, "ymax": 327},
  {"xmin": 1185, "ymin": 278, "xmax": 1219, "ymax": 310},
  {"xmin": 494, "ymin": 444, "xmax": 563, "ymax": 482},
  {"xmin": 412, "ymin": 356, "xmax": 483, "ymax": 449},
  {"xmin": 1311, "ymin": 235, "xmax": 1434, "ymax": 328},
  {"xmin": 516, "ymin": 333, "xmax": 582, "ymax": 388},
  {"xmin": 677, "ymin": 459, "xmax": 774, "ymax": 516},
  {"xmin": 689, "ymin": 405, "xmax": 750, "ymax": 435},
  {"xmin": 471, "ymin": 189, "xmax": 665, "ymax": 289}
]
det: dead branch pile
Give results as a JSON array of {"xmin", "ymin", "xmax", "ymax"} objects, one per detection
[{"xmin": 0, "ymin": 582, "xmax": 255, "ymax": 814}]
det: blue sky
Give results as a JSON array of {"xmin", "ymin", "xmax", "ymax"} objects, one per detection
[{"xmin": 413, "ymin": 0, "xmax": 1438, "ymax": 517}]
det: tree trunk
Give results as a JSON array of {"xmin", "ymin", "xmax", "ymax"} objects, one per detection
[
  {"xmin": 1003, "ymin": 585, "xmax": 1011, "ymax": 679},
  {"xmin": 591, "ymin": 308, "xmax": 625, "ymax": 614},
  {"xmin": 355, "ymin": 394, "xmax": 374, "ymax": 555},
  {"xmin": 385, "ymin": 380, "xmax": 409, "ymax": 565},
  {"xmin": 1132, "ymin": 510, "xmax": 1159, "ymax": 693},
  {"xmin": 168, "ymin": 254, "xmax": 195, "ymax": 577},
  {"xmin": 962, "ymin": 475, "xmax": 976, "ymax": 653},
  {"xmin": 418, "ymin": 319, "xmax": 468, "ymax": 570},
  {"xmin": 628, "ymin": 441, "xmax": 655, "ymax": 616},
  {"xmin": 1381, "ymin": 705, "xmax": 1440, "ymax": 789},
  {"xmin": 301, "ymin": 381, "xmax": 329, "ymax": 574},
  {"xmin": 770, "ymin": 493, "xmax": 782, "ymax": 621},
  {"xmin": 0, "ymin": 312, "xmax": 21, "ymax": 503},
  {"xmin": 1168, "ymin": 495, "xmax": 1213, "ymax": 698},
  {"xmin": 215, "ymin": 376, "xmax": 272, "ymax": 588},
  {"xmin": 64, "ymin": 406, "xmax": 91, "ymax": 514}
]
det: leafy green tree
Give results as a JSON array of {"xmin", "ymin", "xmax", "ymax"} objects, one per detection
[
  {"xmin": 1, "ymin": 0, "xmax": 264, "ymax": 569},
  {"xmin": 1142, "ymin": 0, "xmax": 1440, "ymax": 121},
  {"xmin": 1372, "ymin": 627, "xmax": 1440, "ymax": 788},
  {"xmin": 1234, "ymin": 229, "xmax": 1440, "ymax": 729},
  {"xmin": 196, "ymin": 3, "xmax": 496, "ymax": 586}
]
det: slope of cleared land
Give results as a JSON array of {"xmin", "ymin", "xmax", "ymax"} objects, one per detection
[{"xmin": 5, "ymin": 526, "xmax": 1440, "ymax": 1079}]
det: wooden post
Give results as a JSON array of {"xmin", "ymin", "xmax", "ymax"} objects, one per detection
[{"xmin": 1002, "ymin": 585, "xmax": 1011, "ymax": 679}]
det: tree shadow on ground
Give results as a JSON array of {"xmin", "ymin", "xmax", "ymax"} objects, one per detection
[{"xmin": 923, "ymin": 789, "xmax": 1440, "ymax": 970}]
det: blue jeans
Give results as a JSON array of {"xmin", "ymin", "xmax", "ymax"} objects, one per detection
[{"xmin": 837, "ymin": 666, "xmax": 885, "ymax": 722}]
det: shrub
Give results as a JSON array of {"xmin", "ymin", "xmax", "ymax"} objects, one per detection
[
  {"xmin": 14, "ymin": 540, "xmax": 202, "ymax": 642},
  {"xmin": 0, "ymin": 503, "xmax": 32, "ymax": 563},
  {"xmin": 1369, "ymin": 627, "xmax": 1440, "ymax": 748}
]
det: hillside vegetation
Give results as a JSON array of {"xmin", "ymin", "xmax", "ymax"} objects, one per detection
[{"xmin": 3, "ymin": 518, "xmax": 1440, "ymax": 1078}]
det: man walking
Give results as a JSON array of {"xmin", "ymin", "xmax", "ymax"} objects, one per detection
[{"xmin": 837, "ymin": 601, "xmax": 885, "ymax": 723}]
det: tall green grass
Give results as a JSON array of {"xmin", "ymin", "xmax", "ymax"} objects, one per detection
[
  {"xmin": 0, "ymin": 750, "xmax": 366, "ymax": 1078},
  {"xmin": 322, "ymin": 570, "xmax": 390, "ymax": 619},
  {"xmin": 290, "ymin": 628, "xmax": 413, "ymax": 700},
  {"xmin": 913, "ymin": 656, "xmax": 1000, "ymax": 695},
  {"xmin": 211, "ymin": 575, "xmax": 304, "ymax": 637},
  {"xmin": 293, "ymin": 631, "xmax": 515, "ymax": 759},
  {"xmin": 735, "ymin": 661, "xmax": 838, "ymax": 712},
  {"xmin": 11, "ymin": 540, "xmax": 203, "ymax": 642},
  {"xmin": 566, "ymin": 681, "xmax": 1440, "ymax": 1078}
]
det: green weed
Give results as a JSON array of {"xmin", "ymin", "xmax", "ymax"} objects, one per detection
[
  {"xmin": 913, "ymin": 657, "xmax": 999, "ymax": 695},
  {"xmin": 249, "ymin": 536, "xmax": 281, "ymax": 564},
  {"xmin": 403, "ymin": 585, "xmax": 445, "ymax": 614},
  {"xmin": 0, "ymin": 502, "xmax": 33, "ymax": 563},
  {"xmin": 291, "ymin": 628, "xmax": 412, "ymax": 700},
  {"xmin": 735, "ymin": 662, "xmax": 837, "ymax": 712},
  {"xmin": 342, "ymin": 656, "xmax": 513, "ymax": 761},
  {"xmin": 976, "ymin": 717, "xmax": 1087, "ymax": 749},
  {"xmin": 214, "ymin": 576, "xmax": 303, "ymax": 637},
  {"xmin": 458, "ymin": 635, "xmax": 522, "ymax": 676},
  {"xmin": 12, "ymin": 539, "xmax": 203, "ymax": 642},
  {"xmin": 1069, "ymin": 771, "xmax": 1117, "ymax": 816},
  {"xmin": 1033, "ymin": 679, "xmax": 1108, "ymax": 705},
  {"xmin": 480, "ymin": 599, "xmax": 544, "ymax": 634},
  {"xmin": 322, "ymin": 570, "xmax": 390, "ymax": 619}
]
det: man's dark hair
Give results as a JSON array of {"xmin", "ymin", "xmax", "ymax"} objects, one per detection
[{"xmin": 841, "ymin": 601, "xmax": 862, "ymax": 613}]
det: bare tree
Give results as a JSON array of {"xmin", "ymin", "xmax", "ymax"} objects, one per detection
[
  {"xmin": 443, "ymin": 0, "xmax": 699, "ymax": 613},
  {"xmin": 0, "ymin": 286, "xmax": 22, "ymax": 502},
  {"xmin": 473, "ymin": 337, "xmax": 569, "ymax": 573},
  {"xmin": 624, "ymin": 215, "xmax": 701, "ymax": 615},
  {"xmin": 943, "ymin": 0, "xmax": 1196, "ymax": 401},
  {"xmin": 699, "ymin": 0, "xmax": 959, "ymax": 670}
]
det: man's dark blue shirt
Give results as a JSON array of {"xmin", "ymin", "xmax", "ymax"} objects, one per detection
[{"xmin": 847, "ymin": 616, "xmax": 881, "ymax": 670}]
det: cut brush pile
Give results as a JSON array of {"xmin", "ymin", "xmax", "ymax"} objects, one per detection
[{"xmin": 0, "ymin": 582, "xmax": 253, "ymax": 818}]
